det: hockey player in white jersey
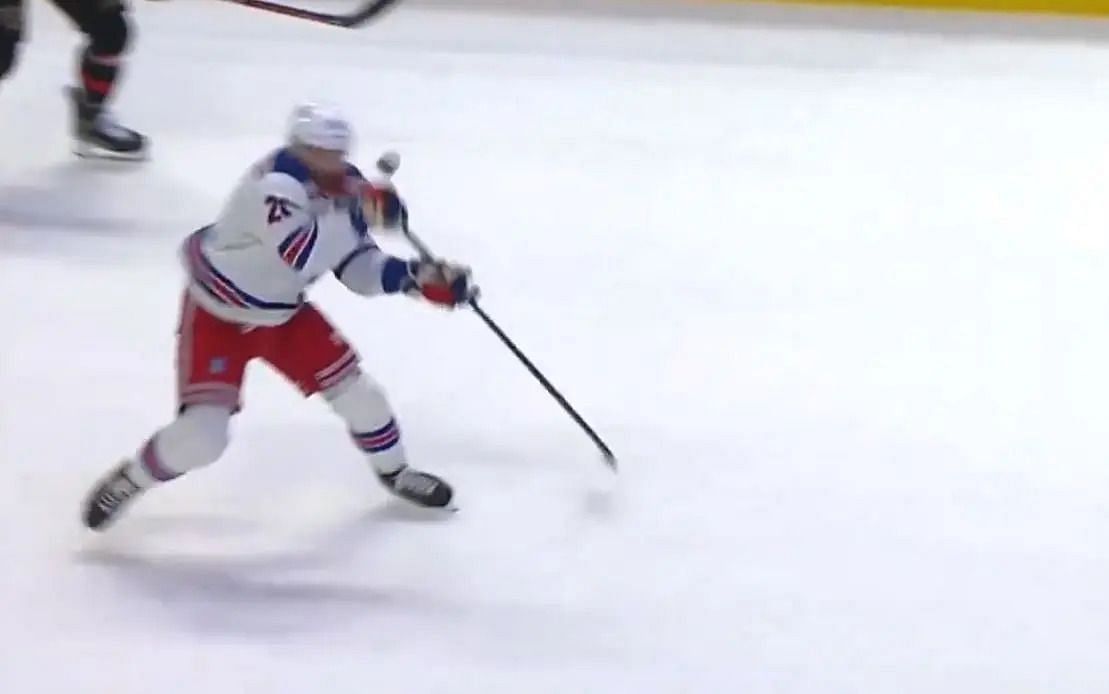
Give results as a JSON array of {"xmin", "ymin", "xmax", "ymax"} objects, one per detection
[{"xmin": 82, "ymin": 103, "xmax": 475, "ymax": 530}]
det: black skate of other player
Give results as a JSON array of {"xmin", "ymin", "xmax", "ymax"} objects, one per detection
[
  {"xmin": 69, "ymin": 84, "xmax": 145, "ymax": 159},
  {"xmin": 1, "ymin": 0, "xmax": 147, "ymax": 159}
]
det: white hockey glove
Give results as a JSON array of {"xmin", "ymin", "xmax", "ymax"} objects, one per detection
[{"xmin": 401, "ymin": 258, "xmax": 478, "ymax": 309}]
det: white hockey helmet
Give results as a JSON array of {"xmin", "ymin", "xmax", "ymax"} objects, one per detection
[{"xmin": 287, "ymin": 102, "xmax": 353, "ymax": 153}]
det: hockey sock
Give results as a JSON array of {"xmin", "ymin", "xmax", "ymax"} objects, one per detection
[
  {"xmin": 350, "ymin": 418, "xmax": 403, "ymax": 473},
  {"xmin": 325, "ymin": 374, "xmax": 407, "ymax": 475},
  {"xmin": 79, "ymin": 48, "xmax": 120, "ymax": 108}
]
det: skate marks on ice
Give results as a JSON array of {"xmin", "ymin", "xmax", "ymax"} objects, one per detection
[
  {"xmin": 72, "ymin": 508, "xmax": 627, "ymax": 663},
  {"xmin": 0, "ymin": 171, "xmax": 140, "ymax": 234},
  {"xmin": 0, "ymin": 159, "xmax": 202, "ymax": 257},
  {"xmin": 74, "ymin": 504, "xmax": 457, "ymax": 637}
]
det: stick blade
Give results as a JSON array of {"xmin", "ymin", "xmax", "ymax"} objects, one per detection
[{"xmin": 602, "ymin": 451, "xmax": 618, "ymax": 472}]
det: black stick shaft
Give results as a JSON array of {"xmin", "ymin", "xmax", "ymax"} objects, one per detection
[
  {"xmin": 401, "ymin": 224, "xmax": 617, "ymax": 470},
  {"xmin": 467, "ymin": 299, "xmax": 617, "ymax": 468},
  {"xmin": 217, "ymin": 0, "xmax": 401, "ymax": 27}
]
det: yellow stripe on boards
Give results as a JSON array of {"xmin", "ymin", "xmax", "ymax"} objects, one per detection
[{"xmin": 735, "ymin": 0, "xmax": 1109, "ymax": 17}]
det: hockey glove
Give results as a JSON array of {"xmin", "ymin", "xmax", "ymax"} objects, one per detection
[
  {"xmin": 402, "ymin": 259, "xmax": 478, "ymax": 308},
  {"xmin": 359, "ymin": 182, "xmax": 407, "ymax": 230}
]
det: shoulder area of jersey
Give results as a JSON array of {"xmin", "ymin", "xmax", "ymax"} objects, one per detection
[{"xmin": 288, "ymin": 102, "xmax": 354, "ymax": 154}]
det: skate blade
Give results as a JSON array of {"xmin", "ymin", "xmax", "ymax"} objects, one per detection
[
  {"xmin": 401, "ymin": 496, "xmax": 458, "ymax": 514},
  {"xmin": 382, "ymin": 486, "xmax": 458, "ymax": 514},
  {"xmin": 378, "ymin": 498, "xmax": 457, "ymax": 522},
  {"xmin": 74, "ymin": 140, "xmax": 149, "ymax": 162}
]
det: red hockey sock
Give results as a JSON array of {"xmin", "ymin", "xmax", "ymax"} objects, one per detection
[{"xmin": 80, "ymin": 49, "xmax": 120, "ymax": 107}]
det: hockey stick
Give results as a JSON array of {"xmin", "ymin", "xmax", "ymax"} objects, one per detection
[
  {"xmin": 373, "ymin": 153, "xmax": 617, "ymax": 469},
  {"xmin": 216, "ymin": 0, "xmax": 403, "ymax": 28},
  {"xmin": 401, "ymin": 222, "xmax": 618, "ymax": 471}
]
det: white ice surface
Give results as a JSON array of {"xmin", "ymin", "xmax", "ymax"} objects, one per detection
[{"xmin": 2, "ymin": 2, "xmax": 1109, "ymax": 692}]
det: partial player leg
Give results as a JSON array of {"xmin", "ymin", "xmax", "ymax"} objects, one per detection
[
  {"xmin": 82, "ymin": 293, "xmax": 249, "ymax": 530},
  {"xmin": 0, "ymin": 0, "xmax": 23, "ymax": 83},
  {"xmin": 83, "ymin": 405, "xmax": 232, "ymax": 529},
  {"xmin": 325, "ymin": 373, "xmax": 453, "ymax": 508},
  {"xmin": 261, "ymin": 303, "xmax": 454, "ymax": 509},
  {"xmin": 52, "ymin": 0, "xmax": 146, "ymax": 158}
]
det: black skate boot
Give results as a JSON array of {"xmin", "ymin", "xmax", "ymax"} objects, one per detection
[
  {"xmin": 83, "ymin": 461, "xmax": 145, "ymax": 530},
  {"xmin": 68, "ymin": 87, "xmax": 148, "ymax": 161},
  {"xmin": 377, "ymin": 466, "xmax": 455, "ymax": 510}
]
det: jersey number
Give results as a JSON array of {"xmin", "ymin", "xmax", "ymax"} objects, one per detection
[{"xmin": 265, "ymin": 195, "xmax": 294, "ymax": 224}]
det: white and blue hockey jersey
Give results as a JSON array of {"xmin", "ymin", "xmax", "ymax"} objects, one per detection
[{"xmin": 182, "ymin": 148, "xmax": 410, "ymax": 327}]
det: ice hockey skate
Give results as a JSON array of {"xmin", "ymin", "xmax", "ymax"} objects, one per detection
[
  {"xmin": 377, "ymin": 466, "xmax": 456, "ymax": 511},
  {"xmin": 82, "ymin": 460, "xmax": 145, "ymax": 531},
  {"xmin": 68, "ymin": 86, "xmax": 148, "ymax": 161}
]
